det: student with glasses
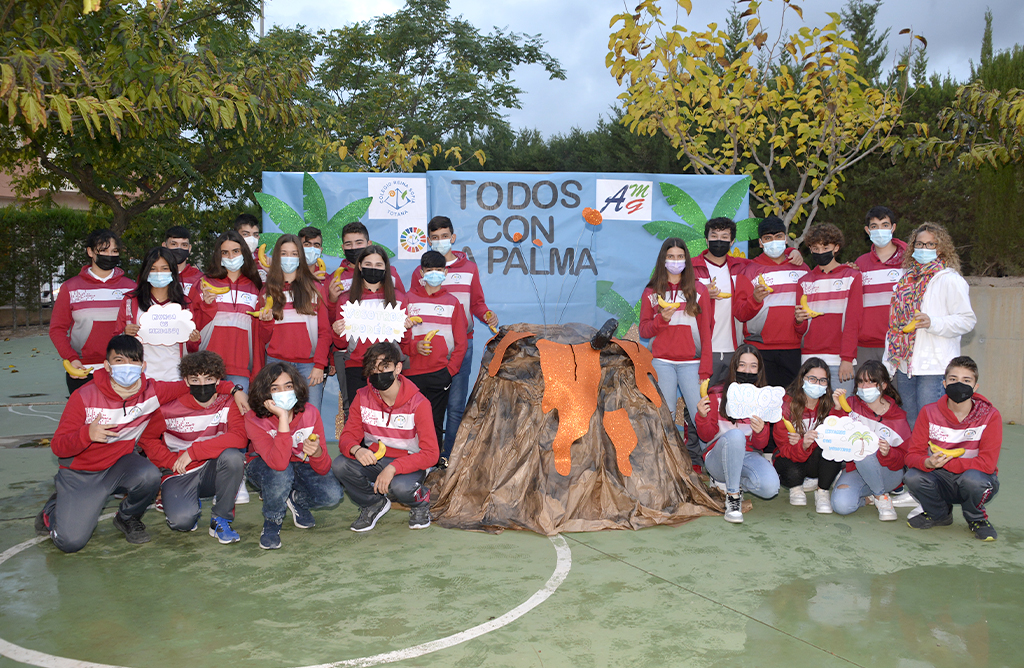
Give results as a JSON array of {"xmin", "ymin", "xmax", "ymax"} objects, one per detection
[{"xmin": 883, "ymin": 223, "xmax": 975, "ymax": 429}]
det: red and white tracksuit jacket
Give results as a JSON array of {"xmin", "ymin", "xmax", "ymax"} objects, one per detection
[
  {"xmin": 244, "ymin": 405, "xmax": 332, "ymax": 474},
  {"xmin": 333, "ymin": 287, "xmax": 411, "ymax": 371},
  {"xmin": 798, "ymin": 265, "xmax": 863, "ymax": 366},
  {"xmin": 49, "ymin": 266, "xmax": 136, "ymax": 365},
  {"xmin": 904, "ymin": 394, "xmax": 1002, "ymax": 475},
  {"xmin": 638, "ymin": 282, "xmax": 713, "ymax": 380},
  {"xmin": 843, "ymin": 394, "xmax": 910, "ymax": 473},
  {"xmin": 191, "ymin": 275, "xmax": 263, "ymax": 379},
  {"xmin": 694, "ymin": 388, "xmax": 770, "ymax": 455},
  {"xmin": 329, "ymin": 262, "xmax": 406, "ymax": 300},
  {"xmin": 139, "ymin": 394, "xmax": 246, "ymax": 480},
  {"xmin": 771, "ymin": 398, "xmax": 847, "ymax": 463},
  {"xmin": 177, "ymin": 265, "xmax": 204, "ymax": 300},
  {"xmin": 114, "ymin": 295, "xmax": 196, "ymax": 381},
  {"xmin": 403, "ymin": 283, "xmax": 468, "ymax": 377},
  {"xmin": 855, "ymin": 241, "xmax": 907, "ymax": 349},
  {"xmin": 259, "ymin": 283, "xmax": 331, "ymax": 370},
  {"xmin": 410, "ymin": 251, "xmax": 491, "ymax": 339},
  {"xmin": 735, "ymin": 255, "xmax": 809, "ymax": 350},
  {"xmin": 692, "ymin": 252, "xmax": 749, "ymax": 351}
]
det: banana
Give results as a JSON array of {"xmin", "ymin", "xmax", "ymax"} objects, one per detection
[
  {"xmin": 201, "ymin": 278, "xmax": 230, "ymax": 295},
  {"xmin": 246, "ymin": 295, "xmax": 273, "ymax": 317},
  {"xmin": 710, "ymin": 278, "xmax": 731, "ymax": 299},
  {"xmin": 257, "ymin": 244, "xmax": 270, "ymax": 269},
  {"xmin": 375, "ymin": 440, "xmax": 387, "ymax": 460},
  {"xmin": 409, "ymin": 316, "xmax": 423, "ymax": 324},
  {"xmin": 836, "ymin": 391, "xmax": 852, "ymax": 412},
  {"xmin": 63, "ymin": 360, "xmax": 90, "ymax": 378},
  {"xmin": 929, "ymin": 442, "xmax": 966, "ymax": 458},
  {"xmin": 700, "ymin": 378, "xmax": 709, "ymax": 398},
  {"xmin": 782, "ymin": 418, "xmax": 796, "ymax": 433},
  {"xmin": 484, "ymin": 310, "xmax": 498, "ymax": 334},
  {"xmin": 657, "ymin": 295, "xmax": 681, "ymax": 309},
  {"xmin": 757, "ymin": 274, "xmax": 774, "ymax": 293},
  {"xmin": 332, "ymin": 266, "xmax": 344, "ymax": 281},
  {"xmin": 424, "ymin": 329, "xmax": 440, "ymax": 342},
  {"xmin": 902, "ymin": 319, "xmax": 918, "ymax": 334},
  {"xmin": 800, "ymin": 295, "xmax": 823, "ymax": 318}
]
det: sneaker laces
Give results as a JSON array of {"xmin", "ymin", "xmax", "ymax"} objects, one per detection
[
  {"xmin": 122, "ymin": 515, "xmax": 146, "ymax": 533},
  {"xmin": 726, "ymin": 494, "xmax": 742, "ymax": 513}
]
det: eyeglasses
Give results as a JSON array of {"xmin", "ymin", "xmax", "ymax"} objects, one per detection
[
  {"xmin": 914, "ymin": 241, "xmax": 938, "ymax": 250},
  {"xmin": 804, "ymin": 376, "xmax": 829, "ymax": 386}
]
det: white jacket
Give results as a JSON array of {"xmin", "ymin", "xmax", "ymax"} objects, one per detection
[{"xmin": 884, "ymin": 268, "xmax": 976, "ymax": 377}]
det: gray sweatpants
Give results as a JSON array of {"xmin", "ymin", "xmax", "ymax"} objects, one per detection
[
  {"xmin": 160, "ymin": 449, "xmax": 245, "ymax": 531},
  {"xmin": 44, "ymin": 453, "xmax": 161, "ymax": 553}
]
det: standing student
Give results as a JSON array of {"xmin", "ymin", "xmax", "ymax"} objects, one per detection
[
  {"xmin": 258, "ymin": 234, "xmax": 331, "ymax": 412},
  {"xmin": 138, "ymin": 351, "xmax": 246, "ymax": 543},
  {"xmin": 855, "ymin": 206, "xmax": 905, "ymax": 369},
  {"xmin": 692, "ymin": 218, "xmax": 748, "ymax": 385},
  {"xmin": 326, "ymin": 222, "xmax": 406, "ymax": 302},
  {"xmin": 830, "ymin": 361, "xmax": 911, "ymax": 521},
  {"xmin": 49, "ymin": 229, "xmax": 136, "ymax": 394},
  {"xmin": 797, "ymin": 223, "xmax": 862, "ymax": 394},
  {"xmin": 115, "ymin": 247, "xmax": 201, "ymax": 381},
  {"xmin": 194, "ymin": 230, "xmax": 263, "ymax": 391},
  {"xmin": 409, "ymin": 216, "xmax": 498, "ymax": 458},
  {"xmin": 162, "ymin": 225, "xmax": 203, "ymax": 297},
  {"xmin": 694, "ymin": 344, "xmax": 780, "ymax": 523},
  {"xmin": 639, "ymin": 237, "xmax": 713, "ymax": 464},
  {"xmin": 884, "ymin": 222, "xmax": 975, "ymax": 429},
  {"xmin": 234, "ymin": 213, "xmax": 267, "ymax": 282},
  {"xmin": 772, "ymin": 358, "xmax": 846, "ymax": 513},
  {"xmin": 403, "ymin": 251, "xmax": 468, "ymax": 465},
  {"xmin": 244, "ymin": 362, "xmax": 342, "ymax": 550},
  {"xmin": 299, "ymin": 225, "xmax": 328, "ymax": 283}
]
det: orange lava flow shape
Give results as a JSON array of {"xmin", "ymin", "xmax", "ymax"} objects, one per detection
[{"xmin": 538, "ymin": 341, "xmax": 601, "ymax": 476}]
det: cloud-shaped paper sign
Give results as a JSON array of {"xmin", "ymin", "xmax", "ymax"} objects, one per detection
[
  {"xmin": 137, "ymin": 303, "xmax": 196, "ymax": 347},
  {"xmin": 340, "ymin": 300, "xmax": 408, "ymax": 344},
  {"xmin": 725, "ymin": 384, "xmax": 786, "ymax": 423},
  {"xmin": 848, "ymin": 412, "xmax": 905, "ymax": 448},
  {"xmin": 815, "ymin": 415, "xmax": 880, "ymax": 462}
]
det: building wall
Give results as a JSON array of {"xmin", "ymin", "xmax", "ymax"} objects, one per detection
[
  {"xmin": 0, "ymin": 171, "xmax": 91, "ymax": 210},
  {"xmin": 961, "ymin": 277, "xmax": 1024, "ymax": 424}
]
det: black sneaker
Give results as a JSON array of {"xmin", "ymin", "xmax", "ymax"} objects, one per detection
[
  {"xmin": 437, "ymin": 456, "xmax": 449, "ymax": 470},
  {"xmin": 259, "ymin": 519, "xmax": 282, "ymax": 550},
  {"xmin": 409, "ymin": 505, "xmax": 431, "ymax": 529},
  {"xmin": 35, "ymin": 493, "xmax": 56, "ymax": 536},
  {"xmin": 351, "ymin": 497, "xmax": 391, "ymax": 532},
  {"xmin": 907, "ymin": 512, "xmax": 954, "ymax": 530},
  {"xmin": 113, "ymin": 513, "xmax": 151, "ymax": 544},
  {"xmin": 969, "ymin": 520, "xmax": 997, "ymax": 542},
  {"xmin": 286, "ymin": 491, "xmax": 315, "ymax": 529}
]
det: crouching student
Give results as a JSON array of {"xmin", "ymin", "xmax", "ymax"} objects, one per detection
[
  {"xmin": 772, "ymin": 358, "xmax": 846, "ymax": 513},
  {"xmin": 904, "ymin": 356, "xmax": 1002, "ymax": 541},
  {"xmin": 36, "ymin": 335, "xmax": 244, "ymax": 552},
  {"xmin": 244, "ymin": 362, "xmax": 342, "ymax": 550},
  {"xmin": 830, "ymin": 361, "xmax": 911, "ymax": 521},
  {"xmin": 333, "ymin": 342, "xmax": 438, "ymax": 532},
  {"xmin": 139, "ymin": 351, "xmax": 247, "ymax": 543},
  {"xmin": 694, "ymin": 344, "xmax": 780, "ymax": 524}
]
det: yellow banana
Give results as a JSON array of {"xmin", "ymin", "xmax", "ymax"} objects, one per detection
[
  {"xmin": 257, "ymin": 244, "xmax": 270, "ymax": 269},
  {"xmin": 375, "ymin": 440, "xmax": 387, "ymax": 460},
  {"xmin": 657, "ymin": 295, "xmax": 681, "ymax": 309},
  {"xmin": 929, "ymin": 442, "xmax": 965, "ymax": 458},
  {"xmin": 485, "ymin": 310, "xmax": 498, "ymax": 334},
  {"xmin": 314, "ymin": 258, "xmax": 326, "ymax": 273},
  {"xmin": 332, "ymin": 266, "xmax": 344, "ymax": 280},
  {"xmin": 700, "ymin": 378, "xmax": 709, "ymax": 398},
  {"xmin": 409, "ymin": 316, "xmax": 423, "ymax": 324},
  {"xmin": 710, "ymin": 278, "xmax": 731, "ymax": 299},
  {"xmin": 836, "ymin": 391, "xmax": 852, "ymax": 412},
  {"xmin": 782, "ymin": 418, "xmax": 796, "ymax": 433},
  {"xmin": 800, "ymin": 295, "xmax": 823, "ymax": 318},
  {"xmin": 63, "ymin": 360, "xmax": 90, "ymax": 378},
  {"xmin": 757, "ymin": 274, "xmax": 774, "ymax": 293},
  {"xmin": 902, "ymin": 318, "xmax": 918, "ymax": 334},
  {"xmin": 424, "ymin": 329, "xmax": 440, "ymax": 342},
  {"xmin": 201, "ymin": 278, "xmax": 230, "ymax": 295},
  {"xmin": 246, "ymin": 295, "xmax": 273, "ymax": 317}
]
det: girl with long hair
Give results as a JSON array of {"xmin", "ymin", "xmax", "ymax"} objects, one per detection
[
  {"xmin": 771, "ymin": 357, "xmax": 846, "ymax": 513},
  {"xmin": 639, "ymin": 238, "xmax": 713, "ymax": 465},
  {"xmin": 115, "ymin": 247, "xmax": 200, "ymax": 381},
  {"xmin": 694, "ymin": 344, "xmax": 780, "ymax": 523}
]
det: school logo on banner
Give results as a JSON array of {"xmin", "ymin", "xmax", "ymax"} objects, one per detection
[
  {"xmin": 595, "ymin": 179, "xmax": 653, "ymax": 221},
  {"xmin": 368, "ymin": 177, "xmax": 427, "ymax": 220},
  {"xmin": 398, "ymin": 225, "xmax": 428, "ymax": 260}
]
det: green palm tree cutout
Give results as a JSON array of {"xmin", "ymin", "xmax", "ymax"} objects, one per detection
[
  {"xmin": 596, "ymin": 280, "xmax": 643, "ymax": 338},
  {"xmin": 850, "ymin": 431, "xmax": 873, "ymax": 457},
  {"xmin": 643, "ymin": 177, "xmax": 760, "ymax": 255},
  {"xmin": 254, "ymin": 173, "xmax": 395, "ymax": 259}
]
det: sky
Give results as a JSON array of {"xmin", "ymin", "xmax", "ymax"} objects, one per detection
[{"xmin": 261, "ymin": 0, "xmax": 1024, "ymax": 138}]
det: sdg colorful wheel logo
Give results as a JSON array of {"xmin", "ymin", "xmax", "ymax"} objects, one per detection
[{"xmin": 400, "ymin": 226, "xmax": 428, "ymax": 258}]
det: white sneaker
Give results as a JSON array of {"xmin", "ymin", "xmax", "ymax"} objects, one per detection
[
  {"xmin": 803, "ymin": 477, "xmax": 818, "ymax": 491},
  {"xmin": 907, "ymin": 504, "xmax": 925, "ymax": 520},
  {"xmin": 724, "ymin": 493, "xmax": 744, "ymax": 524},
  {"xmin": 890, "ymin": 489, "xmax": 919, "ymax": 508},
  {"xmin": 814, "ymin": 488, "xmax": 833, "ymax": 514},
  {"xmin": 235, "ymin": 480, "xmax": 250, "ymax": 505},
  {"xmin": 709, "ymin": 478, "xmax": 728, "ymax": 493},
  {"xmin": 875, "ymin": 494, "xmax": 897, "ymax": 521},
  {"xmin": 789, "ymin": 487, "xmax": 807, "ymax": 506}
]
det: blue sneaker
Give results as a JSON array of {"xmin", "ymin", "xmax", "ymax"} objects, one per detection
[
  {"xmin": 209, "ymin": 515, "xmax": 240, "ymax": 544},
  {"xmin": 259, "ymin": 519, "xmax": 282, "ymax": 550},
  {"xmin": 286, "ymin": 491, "xmax": 315, "ymax": 529}
]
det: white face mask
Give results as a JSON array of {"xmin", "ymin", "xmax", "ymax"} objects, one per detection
[
  {"xmin": 857, "ymin": 386, "xmax": 882, "ymax": 403},
  {"xmin": 244, "ymin": 236, "xmax": 259, "ymax": 253},
  {"xmin": 762, "ymin": 240, "xmax": 787, "ymax": 258},
  {"xmin": 869, "ymin": 229, "xmax": 893, "ymax": 248}
]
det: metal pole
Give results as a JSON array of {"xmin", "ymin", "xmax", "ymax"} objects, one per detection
[{"xmin": 260, "ymin": 0, "xmax": 264, "ymax": 38}]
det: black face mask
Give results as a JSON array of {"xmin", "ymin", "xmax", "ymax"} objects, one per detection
[
  {"xmin": 189, "ymin": 383, "xmax": 218, "ymax": 403},
  {"xmin": 811, "ymin": 250, "xmax": 835, "ymax": 266},
  {"xmin": 707, "ymin": 240, "xmax": 731, "ymax": 258},
  {"xmin": 945, "ymin": 382, "xmax": 975, "ymax": 404},
  {"xmin": 361, "ymin": 267, "xmax": 386, "ymax": 285},
  {"xmin": 95, "ymin": 254, "xmax": 121, "ymax": 271},
  {"xmin": 344, "ymin": 248, "xmax": 362, "ymax": 265},
  {"xmin": 734, "ymin": 372, "xmax": 759, "ymax": 385},
  {"xmin": 368, "ymin": 370, "xmax": 395, "ymax": 391},
  {"xmin": 168, "ymin": 248, "xmax": 190, "ymax": 265}
]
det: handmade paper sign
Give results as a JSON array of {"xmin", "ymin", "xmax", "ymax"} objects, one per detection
[
  {"xmin": 849, "ymin": 412, "xmax": 906, "ymax": 449},
  {"xmin": 815, "ymin": 415, "xmax": 880, "ymax": 462},
  {"xmin": 340, "ymin": 300, "xmax": 407, "ymax": 344},
  {"xmin": 725, "ymin": 384, "xmax": 786, "ymax": 423},
  {"xmin": 137, "ymin": 303, "xmax": 196, "ymax": 346}
]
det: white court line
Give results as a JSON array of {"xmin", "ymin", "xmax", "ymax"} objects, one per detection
[
  {"xmin": 6, "ymin": 406, "xmax": 60, "ymax": 422},
  {"xmin": 0, "ymin": 520, "xmax": 571, "ymax": 668}
]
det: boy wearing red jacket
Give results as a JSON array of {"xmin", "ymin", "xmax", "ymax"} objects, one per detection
[
  {"xmin": 326, "ymin": 222, "xmax": 407, "ymax": 302},
  {"xmin": 35, "ymin": 335, "xmax": 243, "ymax": 552},
  {"xmin": 162, "ymin": 225, "xmax": 203, "ymax": 297},
  {"xmin": 49, "ymin": 229, "xmax": 136, "ymax": 394},
  {"xmin": 334, "ymin": 342, "xmax": 438, "ymax": 532},
  {"xmin": 904, "ymin": 356, "xmax": 1002, "ymax": 541},
  {"xmin": 139, "ymin": 351, "xmax": 247, "ymax": 543},
  {"xmin": 855, "ymin": 206, "xmax": 905, "ymax": 369},
  {"xmin": 404, "ymin": 251, "xmax": 468, "ymax": 464}
]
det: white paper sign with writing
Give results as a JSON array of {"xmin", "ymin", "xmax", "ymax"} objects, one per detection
[
  {"xmin": 340, "ymin": 300, "xmax": 407, "ymax": 344},
  {"xmin": 137, "ymin": 303, "xmax": 196, "ymax": 347},
  {"xmin": 816, "ymin": 415, "xmax": 880, "ymax": 462},
  {"xmin": 849, "ymin": 412, "xmax": 905, "ymax": 449},
  {"xmin": 725, "ymin": 384, "xmax": 786, "ymax": 423}
]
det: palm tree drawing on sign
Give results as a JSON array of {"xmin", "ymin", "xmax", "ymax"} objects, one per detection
[
  {"xmin": 643, "ymin": 177, "xmax": 760, "ymax": 255},
  {"xmin": 850, "ymin": 430, "xmax": 873, "ymax": 457}
]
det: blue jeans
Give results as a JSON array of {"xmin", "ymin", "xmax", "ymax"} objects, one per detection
[
  {"xmin": 266, "ymin": 356, "xmax": 324, "ymax": 413},
  {"xmin": 652, "ymin": 358, "xmax": 702, "ymax": 454},
  {"xmin": 831, "ymin": 455, "xmax": 905, "ymax": 515},
  {"xmin": 226, "ymin": 374, "xmax": 250, "ymax": 392},
  {"xmin": 442, "ymin": 336, "xmax": 473, "ymax": 458},
  {"xmin": 702, "ymin": 429, "xmax": 780, "ymax": 498},
  {"xmin": 828, "ymin": 364, "xmax": 854, "ymax": 396},
  {"xmin": 245, "ymin": 457, "xmax": 343, "ymax": 523},
  {"xmin": 895, "ymin": 371, "xmax": 945, "ymax": 430}
]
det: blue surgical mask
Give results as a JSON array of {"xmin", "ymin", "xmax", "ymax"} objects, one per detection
[
  {"xmin": 110, "ymin": 363, "xmax": 143, "ymax": 388},
  {"xmin": 304, "ymin": 247, "xmax": 322, "ymax": 264},
  {"xmin": 431, "ymin": 239, "xmax": 452, "ymax": 255},
  {"xmin": 803, "ymin": 380, "xmax": 827, "ymax": 399},
  {"xmin": 423, "ymin": 270, "xmax": 446, "ymax": 287},
  {"xmin": 271, "ymin": 390, "xmax": 297, "ymax": 411},
  {"xmin": 763, "ymin": 240, "xmax": 787, "ymax": 258},
  {"xmin": 869, "ymin": 229, "xmax": 893, "ymax": 247},
  {"xmin": 280, "ymin": 257, "xmax": 301, "ymax": 274},
  {"xmin": 912, "ymin": 248, "xmax": 938, "ymax": 264},
  {"xmin": 221, "ymin": 255, "xmax": 244, "ymax": 272},
  {"xmin": 147, "ymin": 272, "xmax": 173, "ymax": 288},
  {"xmin": 857, "ymin": 386, "xmax": 882, "ymax": 403}
]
